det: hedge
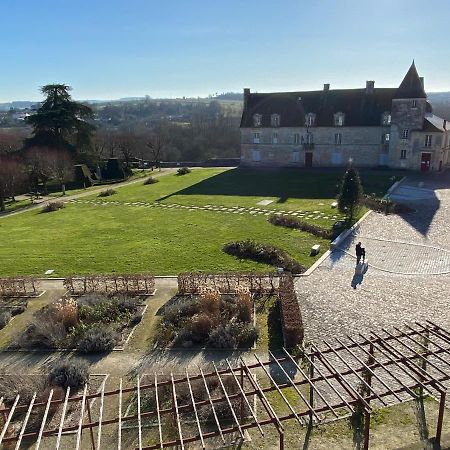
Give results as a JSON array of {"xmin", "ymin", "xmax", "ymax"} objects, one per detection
[
  {"xmin": 268, "ymin": 214, "xmax": 333, "ymax": 239},
  {"xmin": 278, "ymin": 273, "xmax": 304, "ymax": 348},
  {"xmin": 223, "ymin": 240, "xmax": 306, "ymax": 274}
]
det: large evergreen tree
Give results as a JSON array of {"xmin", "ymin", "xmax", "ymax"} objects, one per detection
[
  {"xmin": 25, "ymin": 84, "xmax": 95, "ymax": 157},
  {"xmin": 337, "ymin": 167, "xmax": 363, "ymax": 222}
]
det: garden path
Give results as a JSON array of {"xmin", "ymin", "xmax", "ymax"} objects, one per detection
[{"xmin": 68, "ymin": 198, "xmax": 344, "ymax": 222}]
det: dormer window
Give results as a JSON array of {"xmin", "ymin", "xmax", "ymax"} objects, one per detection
[
  {"xmin": 270, "ymin": 114, "xmax": 280, "ymax": 127},
  {"xmin": 334, "ymin": 112, "xmax": 345, "ymax": 127},
  {"xmin": 382, "ymin": 112, "xmax": 391, "ymax": 125},
  {"xmin": 305, "ymin": 113, "xmax": 316, "ymax": 127},
  {"xmin": 253, "ymin": 114, "xmax": 262, "ymax": 127}
]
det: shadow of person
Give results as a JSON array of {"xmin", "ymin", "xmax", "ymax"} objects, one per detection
[{"xmin": 351, "ymin": 262, "xmax": 368, "ymax": 289}]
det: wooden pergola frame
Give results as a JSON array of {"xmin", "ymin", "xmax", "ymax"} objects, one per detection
[{"xmin": 0, "ymin": 320, "xmax": 449, "ymax": 449}]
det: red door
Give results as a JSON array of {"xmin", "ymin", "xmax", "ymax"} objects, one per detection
[
  {"xmin": 420, "ymin": 153, "xmax": 431, "ymax": 172},
  {"xmin": 305, "ymin": 152, "xmax": 313, "ymax": 168}
]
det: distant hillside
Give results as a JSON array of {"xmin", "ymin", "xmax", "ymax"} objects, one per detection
[{"xmin": 428, "ymin": 92, "xmax": 450, "ymax": 119}]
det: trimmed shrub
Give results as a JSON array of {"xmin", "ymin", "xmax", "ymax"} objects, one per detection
[
  {"xmin": 163, "ymin": 299, "xmax": 199, "ymax": 325},
  {"xmin": 223, "ymin": 239, "xmax": 306, "ymax": 274},
  {"xmin": 48, "ymin": 359, "xmax": 89, "ymax": 390},
  {"xmin": 98, "ymin": 188, "xmax": 117, "ymax": 197},
  {"xmin": 278, "ymin": 274, "xmax": 304, "ymax": 348},
  {"xmin": 208, "ymin": 325, "xmax": 237, "ymax": 349},
  {"xmin": 77, "ymin": 293, "xmax": 108, "ymax": 308},
  {"xmin": 144, "ymin": 176, "xmax": 159, "ymax": 185},
  {"xmin": 129, "ymin": 313, "xmax": 143, "ymax": 326},
  {"xmin": 52, "ymin": 298, "xmax": 79, "ymax": 329},
  {"xmin": 199, "ymin": 289, "xmax": 221, "ymax": 316},
  {"xmin": 77, "ymin": 326, "xmax": 118, "ymax": 353},
  {"xmin": 0, "ymin": 311, "xmax": 11, "ymax": 329},
  {"xmin": 228, "ymin": 322, "xmax": 259, "ymax": 347},
  {"xmin": 42, "ymin": 201, "xmax": 65, "ymax": 213},
  {"xmin": 177, "ymin": 167, "xmax": 191, "ymax": 175},
  {"xmin": 268, "ymin": 214, "xmax": 333, "ymax": 239},
  {"xmin": 361, "ymin": 195, "xmax": 415, "ymax": 215}
]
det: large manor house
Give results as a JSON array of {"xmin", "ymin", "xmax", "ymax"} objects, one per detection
[{"xmin": 240, "ymin": 62, "xmax": 450, "ymax": 172}]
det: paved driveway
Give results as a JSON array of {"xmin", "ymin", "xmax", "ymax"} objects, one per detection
[{"xmin": 297, "ymin": 172, "xmax": 450, "ymax": 344}]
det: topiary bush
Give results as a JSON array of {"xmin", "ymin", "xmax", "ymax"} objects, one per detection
[
  {"xmin": 144, "ymin": 176, "xmax": 159, "ymax": 185},
  {"xmin": 98, "ymin": 188, "xmax": 117, "ymax": 197},
  {"xmin": 0, "ymin": 311, "xmax": 11, "ymax": 329},
  {"xmin": 223, "ymin": 239, "xmax": 306, "ymax": 274},
  {"xmin": 48, "ymin": 359, "xmax": 89, "ymax": 390},
  {"xmin": 268, "ymin": 214, "xmax": 333, "ymax": 239},
  {"xmin": 11, "ymin": 305, "xmax": 26, "ymax": 316},
  {"xmin": 77, "ymin": 326, "xmax": 118, "ymax": 353},
  {"xmin": 177, "ymin": 167, "xmax": 191, "ymax": 175},
  {"xmin": 42, "ymin": 201, "xmax": 65, "ymax": 213}
]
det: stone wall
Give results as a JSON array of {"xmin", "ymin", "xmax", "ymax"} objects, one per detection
[{"xmin": 240, "ymin": 126, "xmax": 387, "ymax": 167}]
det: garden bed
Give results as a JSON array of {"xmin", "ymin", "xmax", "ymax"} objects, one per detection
[
  {"xmin": 155, "ymin": 288, "xmax": 258, "ymax": 349},
  {"xmin": 0, "ymin": 371, "xmax": 108, "ymax": 447},
  {"xmin": 8, "ymin": 293, "xmax": 148, "ymax": 353}
]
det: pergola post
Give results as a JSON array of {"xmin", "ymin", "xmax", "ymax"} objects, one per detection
[
  {"xmin": 309, "ymin": 351, "xmax": 315, "ymax": 424},
  {"xmin": 436, "ymin": 391, "xmax": 446, "ymax": 444},
  {"xmin": 363, "ymin": 342, "xmax": 374, "ymax": 450},
  {"xmin": 278, "ymin": 428, "xmax": 285, "ymax": 450}
]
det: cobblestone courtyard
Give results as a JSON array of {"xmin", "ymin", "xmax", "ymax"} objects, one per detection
[{"xmin": 298, "ymin": 172, "xmax": 450, "ymax": 343}]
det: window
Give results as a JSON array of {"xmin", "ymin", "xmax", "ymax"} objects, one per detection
[
  {"xmin": 253, "ymin": 132, "xmax": 260, "ymax": 144},
  {"xmin": 292, "ymin": 151, "xmax": 300, "ymax": 162},
  {"xmin": 334, "ymin": 133, "xmax": 342, "ymax": 145},
  {"xmin": 270, "ymin": 114, "xmax": 280, "ymax": 127},
  {"xmin": 400, "ymin": 149, "xmax": 407, "ymax": 159},
  {"xmin": 305, "ymin": 113, "xmax": 316, "ymax": 127},
  {"xmin": 412, "ymin": 99, "xmax": 417, "ymax": 108},
  {"xmin": 272, "ymin": 132, "xmax": 278, "ymax": 144},
  {"xmin": 334, "ymin": 112, "xmax": 345, "ymax": 127},
  {"xmin": 294, "ymin": 133, "xmax": 300, "ymax": 145},
  {"xmin": 424, "ymin": 135, "xmax": 432, "ymax": 147},
  {"xmin": 381, "ymin": 133, "xmax": 390, "ymax": 143},
  {"xmin": 402, "ymin": 129, "xmax": 409, "ymax": 140},
  {"xmin": 382, "ymin": 112, "xmax": 391, "ymax": 125},
  {"xmin": 331, "ymin": 152, "xmax": 342, "ymax": 165},
  {"xmin": 252, "ymin": 150, "xmax": 261, "ymax": 162},
  {"xmin": 306, "ymin": 133, "xmax": 314, "ymax": 144},
  {"xmin": 253, "ymin": 114, "xmax": 262, "ymax": 127}
]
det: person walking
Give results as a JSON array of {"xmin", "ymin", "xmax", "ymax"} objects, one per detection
[{"xmin": 355, "ymin": 242, "xmax": 364, "ymax": 264}]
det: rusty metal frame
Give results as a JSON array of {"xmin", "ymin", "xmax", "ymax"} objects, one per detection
[{"xmin": 0, "ymin": 322, "xmax": 448, "ymax": 450}]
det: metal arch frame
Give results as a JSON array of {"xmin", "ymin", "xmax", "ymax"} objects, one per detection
[{"xmin": 0, "ymin": 322, "xmax": 449, "ymax": 450}]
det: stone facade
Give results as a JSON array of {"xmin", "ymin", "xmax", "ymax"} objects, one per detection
[{"xmin": 240, "ymin": 64, "xmax": 450, "ymax": 172}]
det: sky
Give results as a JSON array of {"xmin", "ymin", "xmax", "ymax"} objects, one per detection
[{"xmin": 1, "ymin": 0, "xmax": 450, "ymax": 102}]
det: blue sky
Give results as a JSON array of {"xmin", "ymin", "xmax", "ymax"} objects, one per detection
[{"xmin": 1, "ymin": 0, "xmax": 449, "ymax": 102}]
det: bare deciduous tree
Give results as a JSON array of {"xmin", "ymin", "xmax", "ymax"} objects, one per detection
[
  {"xmin": 146, "ymin": 134, "xmax": 166, "ymax": 171},
  {"xmin": 47, "ymin": 150, "xmax": 74, "ymax": 195},
  {"xmin": 0, "ymin": 156, "xmax": 26, "ymax": 211}
]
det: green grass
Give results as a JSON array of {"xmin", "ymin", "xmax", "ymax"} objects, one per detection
[
  {"xmin": 0, "ymin": 167, "xmax": 401, "ymax": 276},
  {"xmin": 2, "ymin": 198, "xmax": 33, "ymax": 213}
]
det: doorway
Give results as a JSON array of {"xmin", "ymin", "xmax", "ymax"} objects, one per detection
[
  {"xmin": 305, "ymin": 152, "xmax": 313, "ymax": 168},
  {"xmin": 420, "ymin": 153, "xmax": 431, "ymax": 172}
]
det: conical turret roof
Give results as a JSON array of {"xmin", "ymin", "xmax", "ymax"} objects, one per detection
[{"xmin": 394, "ymin": 61, "xmax": 426, "ymax": 99}]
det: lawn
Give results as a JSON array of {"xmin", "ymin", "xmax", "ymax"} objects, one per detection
[{"xmin": 0, "ymin": 167, "xmax": 401, "ymax": 276}]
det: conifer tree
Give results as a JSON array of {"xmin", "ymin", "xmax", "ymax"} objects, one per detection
[{"xmin": 337, "ymin": 166, "xmax": 363, "ymax": 222}]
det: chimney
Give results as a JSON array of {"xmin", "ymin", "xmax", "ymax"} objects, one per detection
[
  {"xmin": 419, "ymin": 77, "xmax": 424, "ymax": 88},
  {"xmin": 444, "ymin": 119, "xmax": 447, "ymax": 130},
  {"xmin": 243, "ymin": 88, "xmax": 250, "ymax": 109},
  {"xmin": 323, "ymin": 83, "xmax": 330, "ymax": 92},
  {"xmin": 365, "ymin": 80, "xmax": 375, "ymax": 93}
]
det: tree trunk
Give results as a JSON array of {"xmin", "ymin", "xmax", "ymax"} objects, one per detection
[
  {"xmin": 0, "ymin": 193, "xmax": 5, "ymax": 212},
  {"xmin": 62, "ymin": 183, "xmax": 66, "ymax": 196}
]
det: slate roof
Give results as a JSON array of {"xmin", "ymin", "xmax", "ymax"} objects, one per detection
[
  {"xmin": 423, "ymin": 113, "xmax": 448, "ymax": 132},
  {"xmin": 394, "ymin": 61, "xmax": 426, "ymax": 99},
  {"xmin": 240, "ymin": 88, "xmax": 396, "ymax": 128},
  {"xmin": 241, "ymin": 62, "xmax": 428, "ymax": 128}
]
